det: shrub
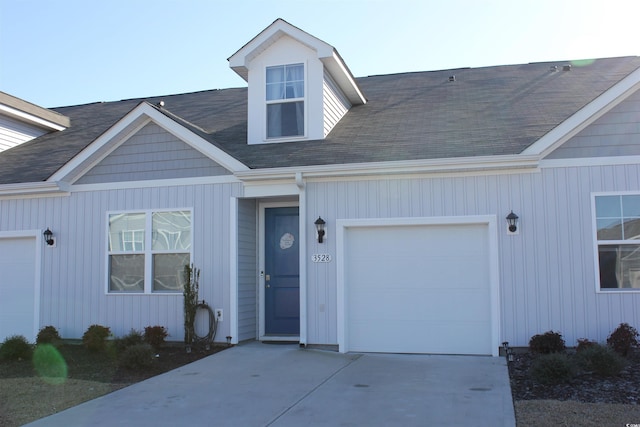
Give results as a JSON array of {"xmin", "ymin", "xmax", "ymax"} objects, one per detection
[
  {"xmin": 575, "ymin": 343, "xmax": 626, "ymax": 376},
  {"xmin": 82, "ymin": 324, "xmax": 111, "ymax": 353},
  {"xmin": 529, "ymin": 331, "xmax": 566, "ymax": 354},
  {"xmin": 607, "ymin": 323, "xmax": 639, "ymax": 357},
  {"xmin": 114, "ymin": 329, "xmax": 144, "ymax": 353},
  {"xmin": 576, "ymin": 338, "xmax": 597, "ymax": 353},
  {"xmin": 119, "ymin": 343, "xmax": 155, "ymax": 370},
  {"xmin": 0, "ymin": 335, "xmax": 33, "ymax": 361},
  {"xmin": 36, "ymin": 326, "xmax": 62, "ymax": 347},
  {"xmin": 144, "ymin": 326, "xmax": 168, "ymax": 350},
  {"xmin": 530, "ymin": 353, "xmax": 575, "ymax": 384}
]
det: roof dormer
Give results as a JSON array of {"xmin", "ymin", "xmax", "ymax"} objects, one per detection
[{"xmin": 228, "ymin": 19, "xmax": 366, "ymax": 145}]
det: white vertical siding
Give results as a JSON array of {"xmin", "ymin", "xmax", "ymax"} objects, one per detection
[
  {"xmin": 237, "ymin": 199, "xmax": 257, "ymax": 341},
  {"xmin": 323, "ymin": 71, "xmax": 351, "ymax": 137},
  {"xmin": 547, "ymin": 90, "xmax": 640, "ymax": 159},
  {"xmin": 304, "ymin": 164, "xmax": 640, "ymax": 348},
  {"xmin": 0, "ymin": 182, "xmax": 242, "ymax": 342},
  {"xmin": 0, "ymin": 115, "xmax": 47, "ymax": 151}
]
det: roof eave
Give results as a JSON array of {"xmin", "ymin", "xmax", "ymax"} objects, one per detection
[{"xmin": 236, "ymin": 154, "xmax": 541, "ymax": 181}]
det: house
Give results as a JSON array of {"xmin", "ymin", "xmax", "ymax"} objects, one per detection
[
  {"xmin": 1, "ymin": 19, "xmax": 640, "ymax": 356},
  {"xmin": 0, "ymin": 91, "xmax": 70, "ymax": 152}
]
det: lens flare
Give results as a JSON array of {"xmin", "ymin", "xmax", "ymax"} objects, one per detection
[
  {"xmin": 571, "ymin": 59, "xmax": 596, "ymax": 67},
  {"xmin": 33, "ymin": 344, "xmax": 68, "ymax": 385}
]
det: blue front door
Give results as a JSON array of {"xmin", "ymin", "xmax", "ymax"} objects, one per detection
[{"xmin": 265, "ymin": 207, "xmax": 300, "ymax": 335}]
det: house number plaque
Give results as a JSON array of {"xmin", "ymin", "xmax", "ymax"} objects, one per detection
[{"xmin": 311, "ymin": 254, "xmax": 332, "ymax": 263}]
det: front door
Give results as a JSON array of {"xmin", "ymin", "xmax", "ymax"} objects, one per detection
[{"xmin": 264, "ymin": 207, "xmax": 300, "ymax": 335}]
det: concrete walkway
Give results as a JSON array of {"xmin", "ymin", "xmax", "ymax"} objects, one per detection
[{"xmin": 25, "ymin": 342, "xmax": 515, "ymax": 427}]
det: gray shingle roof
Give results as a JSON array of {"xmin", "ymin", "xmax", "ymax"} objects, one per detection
[{"xmin": 1, "ymin": 56, "xmax": 639, "ymax": 184}]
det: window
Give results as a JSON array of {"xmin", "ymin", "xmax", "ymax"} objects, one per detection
[
  {"xmin": 108, "ymin": 210, "xmax": 192, "ymax": 293},
  {"xmin": 266, "ymin": 63, "xmax": 304, "ymax": 138},
  {"xmin": 594, "ymin": 194, "xmax": 640, "ymax": 290}
]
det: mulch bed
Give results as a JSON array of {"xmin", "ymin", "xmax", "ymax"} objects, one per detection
[
  {"xmin": 508, "ymin": 350, "xmax": 640, "ymax": 404},
  {"xmin": 0, "ymin": 342, "xmax": 227, "ymax": 388}
]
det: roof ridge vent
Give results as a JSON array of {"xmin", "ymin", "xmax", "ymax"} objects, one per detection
[{"xmin": 563, "ymin": 64, "xmax": 572, "ymax": 71}]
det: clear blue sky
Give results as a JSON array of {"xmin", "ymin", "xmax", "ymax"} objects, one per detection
[{"xmin": 1, "ymin": 0, "xmax": 637, "ymax": 108}]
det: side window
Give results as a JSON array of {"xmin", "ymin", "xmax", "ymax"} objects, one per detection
[
  {"xmin": 266, "ymin": 63, "xmax": 304, "ymax": 138},
  {"xmin": 108, "ymin": 210, "xmax": 192, "ymax": 293},
  {"xmin": 595, "ymin": 194, "xmax": 640, "ymax": 290}
]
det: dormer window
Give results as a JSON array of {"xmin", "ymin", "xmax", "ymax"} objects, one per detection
[{"xmin": 266, "ymin": 63, "xmax": 304, "ymax": 138}]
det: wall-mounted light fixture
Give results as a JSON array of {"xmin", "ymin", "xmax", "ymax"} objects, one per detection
[
  {"xmin": 506, "ymin": 211, "xmax": 519, "ymax": 233},
  {"xmin": 43, "ymin": 228, "xmax": 55, "ymax": 246},
  {"xmin": 314, "ymin": 217, "xmax": 326, "ymax": 243}
]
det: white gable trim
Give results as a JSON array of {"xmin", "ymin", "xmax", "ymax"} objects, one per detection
[
  {"xmin": 523, "ymin": 66, "xmax": 640, "ymax": 157},
  {"xmin": 228, "ymin": 19, "xmax": 365, "ymax": 105},
  {"xmin": 49, "ymin": 102, "xmax": 249, "ymax": 183}
]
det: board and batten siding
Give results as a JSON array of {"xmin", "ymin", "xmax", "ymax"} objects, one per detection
[
  {"xmin": 0, "ymin": 182, "xmax": 242, "ymax": 342},
  {"xmin": 76, "ymin": 122, "xmax": 232, "ymax": 184},
  {"xmin": 322, "ymin": 71, "xmax": 351, "ymax": 137},
  {"xmin": 0, "ymin": 115, "xmax": 47, "ymax": 152},
  {"xmin": 303, "ymin": 164, "xmax": 640, "ymax": 348},
  {"xmin": 547, "ymin": 90, "xmax": 640, "ymax": 159},
  {"xmin": 237, "ymin": 198, "xmax": 258, "ymax": 341}
]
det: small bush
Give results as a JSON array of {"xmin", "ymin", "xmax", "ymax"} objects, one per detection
[
  {"xmin": 144, "ymin": 326, "xmax": 168, "ymax": 350},
  {"xmin": 36, "ymin": 326, "xmax": 62, "ymax": 347},
  {"xmin": 0, "ymin": 335, "xmax": 33, "ymax": 361},
  {"xmin": 82, "ymin": 324, "xmax": 111, "ymax": 353},
  {"xmin": 115, "ymin": 329, "xmax": 144, "ymax": 353},
  {"xmin": 575, "ymin": 343, "xmax": 626, "ymax": 376},
  {"xmin": 119, "ymin": 343, "xmax": 155, "ymax": 370},
  {"xmin": 576, "ymin": 338, "xmax": 597, "ymax": 353},
  {"xmin": 530, "ymin": 353, "xmax": 575, "ymax": 384},
  {"xmin": 529, "ymin": 331, "xmax": 566, "ymax": 354},
  {"xmin": 607, "ymin": 323, "xmax": 639, "ymax": 357}
]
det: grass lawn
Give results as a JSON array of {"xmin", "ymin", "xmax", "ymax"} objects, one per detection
[{"xmin": 0, "ymin": 343, "xmax": 226, "ymax": 427}]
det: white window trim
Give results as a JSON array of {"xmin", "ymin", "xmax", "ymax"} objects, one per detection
[
  {"xmin": 264, "ymin": 61, "xmax": 308, "ymax": 142},
  {"xmin": 105, "ymin": 208, "xmax": 193, "ymax": 295},
  {"xmin": 592, "ymin": 191, "xmax": 640, "ymax": 293}
]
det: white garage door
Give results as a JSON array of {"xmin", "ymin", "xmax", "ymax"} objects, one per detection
[
  {"xmin": 0, "ymin": 237, "xmax": 37, "ymax": 342},
  {"xmin": 343, "ymin": 223, "xmax": 493, "ymax": 355}
]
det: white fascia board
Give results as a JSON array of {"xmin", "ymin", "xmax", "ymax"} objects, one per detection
[
  {"xmin": 540, "ymin": 154, "xmax": 640, "ymax": 169},
  {"xmin": 322, "ymin": 52, "xmax": 366, "ymax": 105},
  {"xmin": 69, "ymin": 175, "xmax": 241, "ymax": 193},
  {"xmin": 229, "ymin": 19, "xmax": 333, "ymax": 80},
  {"xmin": 49, "ymin": 102, "xmax": 248, "ymax": 183},
  {"xmin": 235, "ymin": 154, "xmax": 540, "ymax": 182},
  {"xmin": 0, "ymin": 181, "xmax": 69, "ymax": 199},
  {"xmin": 0, "ymin": 104, "xmax": 67, "ymax": 131},
  {"xmin": 523, "ymin": 66, "xmax": 640, "ymax": 157}
]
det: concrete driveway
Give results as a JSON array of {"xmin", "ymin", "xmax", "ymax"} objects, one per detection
[{"xmin": 25, "ymin": 342, "xmax": 515, "ymax": 427}]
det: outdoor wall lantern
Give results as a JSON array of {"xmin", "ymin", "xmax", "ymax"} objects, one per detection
[
  {"xmin": 506, "ymin": 211, "xmax": 519, "ymax": 233},
  {"xmin": 43, "ymin": 228, "xmax": 55, "ymax": 246},
  {"xmin": 314, "ymin": 216, "xmax": 326, "ymax": 243}
]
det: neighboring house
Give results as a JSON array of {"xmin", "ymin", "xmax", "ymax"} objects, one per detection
[
  {"xmin": 0, "ymin": 91, "xmax": 70, "ymax": 152},
  {"xmin": 1, "ymin": 19, "xmax": 640, "ymax": 356}
]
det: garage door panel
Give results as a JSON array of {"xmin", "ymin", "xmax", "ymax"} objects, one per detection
[
  {"xmin": 349, "ymin": 319, "xmax": 492, "ymax": 354},
  {"xmin": 350, "ymin": 289, "xmax": 489, "ymax": 322},
  {"xmin": 0, "ymin": 237, "xmax": 37, "ymax": 342},
  {"xmin": 344, "ymin": 222, "xmax": 493, "ymax": 355}
]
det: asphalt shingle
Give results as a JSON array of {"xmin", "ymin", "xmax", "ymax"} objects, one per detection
[{"xmin": 1, "ymin": 56, "xmax": 638, "ymax": 184}]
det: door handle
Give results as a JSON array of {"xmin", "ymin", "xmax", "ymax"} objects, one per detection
[{"xmin": 265, "ymin": 274, "xmax": 270, "ymax": 281}]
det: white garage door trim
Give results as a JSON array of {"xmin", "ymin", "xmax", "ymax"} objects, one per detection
[
  {"xmin": 0, "ymin": 230, "xmax": 42, "ymax": 342},
  {"xmin": 336, "ymin": 216, "xmax": 500, "ymax": 356}
]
